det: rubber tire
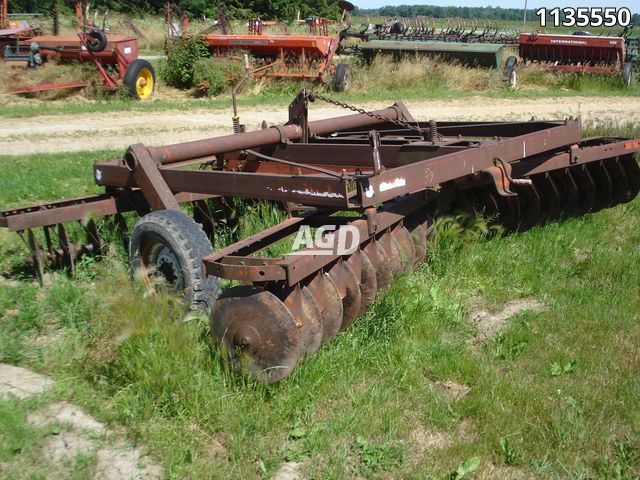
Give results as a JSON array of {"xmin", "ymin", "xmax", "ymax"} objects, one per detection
[
  {"xmin": 129, "ymin": 209, "xmax": 220, "ymax": 312},
  {"xmin": 333, "ymin": 63, "xmax": 352, "ymax": 92},
  {"xmin": 503, "ymin": 56, "xmax": 518, "ymax": 89},
  {"xmin": 623, "ymin": 62, "xmax": 633, "ymax": 87},
  {"xmin": 390, "ymin": 21, "xmax": 406, "ymax": 35},
  {"xmin": 86, "ymin": 29, "xmax": 107, "ymax": 53},
  {"xmin": 123, "ymin": 59, "xmax": 156, "ymax": 100}
]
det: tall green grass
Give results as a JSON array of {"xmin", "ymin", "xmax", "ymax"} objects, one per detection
[{"xmin": 3, "ymin": 190, "xmax": 638, "ymax": 478}]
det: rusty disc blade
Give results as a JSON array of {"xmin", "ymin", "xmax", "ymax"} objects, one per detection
[
  {"xmin": 391, "ymin": 226, "xmax": 416, "ymax": 272},
  {"xmin": 356, "ymin": 248, "xmax": 377, "ymax": 315},
  {"xmin": 364, "ymin": 239, "xmax": 393, "ymax": 293},
  {"xmin": 513, "ymin": 181, "xmax": 541, "ymax": 231},
  {"xmin": 549, "ymin": 169, "xmax": 579, "ymax": 218},
  {"xmin": 603, "ymin": 158, "xmax": 629, "ymax": 207},
  {"xmin": 406, "ymin": 210, "xmax": 432, "ymax": 265},
  {"xmin": 494, "ymin": 194, "xmax": 519, "ymax": 233},
  {"xmin": 568, "ymin": 165, "xmax": 596, "ymax": 214},
  {"xmin": 379, "ymin": 230, "xmax": 404, "ymax": 279},
  {"xmin": 531, "ymin": 173, "xmax": 561, "ymax": 222},
  {"xmin": 475, "ymin": 185, "xmax": 501, "ymax": 219},
  {"xmin": 586, "ymin": 161, "xmax": 612, "ymax": 212},
  {"xmin": 276, "ymin": 284, "xmax": 323, "ymax": 358},
  {"xmin": 306, "ymin": 272, "xmax": 343, "ymax": 344},
  {"xmin": 299, "ymin": 286, "xmax": 323, "ymax": 357},
  {"xmin": 619, "ymin": 155, "xmax": 640, "ymax": 201},
  {"xmin": 338, "ymin": 0, "xmax": 355, "ymax": 12},
  {"xmin": 211, "ymin": 285, "xmax": 300, "ymax": 384},
  {"xmin": 327, "ymin": 259, "xmax": 362, "ymax": 331}
]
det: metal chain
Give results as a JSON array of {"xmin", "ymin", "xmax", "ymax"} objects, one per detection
[{"xmin": 310, "ymin": 92, "xmax": 429, "ymax": 136}]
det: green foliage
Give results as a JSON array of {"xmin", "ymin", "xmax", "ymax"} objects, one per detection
[
  {"xmin": 499, "ymin": 433, "xmax": 521, "ymax": 465},
  {"xmin": 351, "ymin": 436, "xmax": 405, "ymax": 475},
  {"xmin": 550, "ymin": 359, "xmax": 577, "ymax": 377},
  {"xmin": 160, "ymin": 36, "xmax": 209, "ymax": 89},
  {"xmin": 597, "ymin": 442, "xmax": 638, "ymax": 480},
  {"xmin": 357, "ymin": 5, "xmax": 640, "ymax": 26},
  {"xmin": 192, "ymin": 56, "xmax": 244, "ymax": 97},
  {"xmin": 8, "ymin": 0, "xmax": 340, "ymax": 20},
  {"xmin": 0, "ymin": 285, "xmax": 43, "ymax": 364},
  {"xmin": 450, "ymin": 456, "xmax": 480, "ymax": 479},
  {"xmin": 433, "ymin": 213, "xmax": 501, "ymax": 257},
  {"xmin": 494, "ymin": 330, "xmax": 528, "ymax": 362},
  {"xmin": 0, "ymin": 400, "xmax": 35, "ymax": 461}
]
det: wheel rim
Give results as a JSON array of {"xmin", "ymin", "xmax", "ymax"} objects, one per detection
[
  {"xmin": 343, "ymin": 71, "xmax": 352, "ymax": 91},
  {"xmin": 136, "ymin": 68, "xmax": 154, "ymax": 99},
  {"xmin": 141, "ymin": 240, "xmax": 185, "ymax": 291}
]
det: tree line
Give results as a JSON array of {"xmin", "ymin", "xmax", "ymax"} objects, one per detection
[
  {"xmin": 7, "ymin": 0, "xmax": 340, "ymax": 20},
  {"xmin": 356, "ymin": 5, "xmax": 640, "ymax": 26},
  {"xmin": 8, "ymin": 1, "xmax": 639, "ymax": 26}
]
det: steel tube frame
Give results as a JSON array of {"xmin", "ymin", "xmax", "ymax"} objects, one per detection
[
  {"xmin": 147, "ymin": 105, "xmax": 408, "ymax": 164},
  {"xmin": 2, "ymin": 100, "xmax": 639, "ymax": 256},
  {"xmin": 203, "ymin": 133, "xmax": 640, "ymax": 286}
]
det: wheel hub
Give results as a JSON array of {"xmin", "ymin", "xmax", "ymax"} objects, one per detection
[{"xmin": 145, "ymin": 243, "xmax": 184, "ymax": 291}]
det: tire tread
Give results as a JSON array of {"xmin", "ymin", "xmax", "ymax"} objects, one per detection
[{"xmin": 130, "ymin": 209, "xmax": 219, "ymax": 311}]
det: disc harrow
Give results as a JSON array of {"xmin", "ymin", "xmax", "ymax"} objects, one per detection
[{"xmin": 1, "ymin": 91, "xmax": 639, "ymax": 383}]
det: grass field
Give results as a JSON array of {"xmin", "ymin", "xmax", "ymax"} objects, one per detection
[
  {"xmin": 1, "ymin": 122, "xmax": 639, "ymax": 478},
  {"xmin": 1, "ymin": 59, "xmax": 637, "ymax": 120}
]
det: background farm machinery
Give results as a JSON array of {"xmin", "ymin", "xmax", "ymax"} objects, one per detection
[
  {"xmin": 517, "ymin": 30, "xmax": 636, "ymax": 87},
  {"xmin": 342, "ymin": 16, "xmax": 519, "ymax": 44},
  {"xmin": 1, "ymin": 0, "xmax": 155, "ymax": 99},
  {"xmin": 339, "ymin": 17, "xmax": 640, "ymax": 88},
  {"xmin": 166, "ymin": 6, "xmax": 522, "ymax": 91},
  {"xmin": 167, "ymin": 1, "xmax": 356, "ymax": 91},
  {"xmin": 338, "ymin": 16, "xmax": 520, "ymax": 85},
  {"xmin": 1, "ymin": 90, "xmax": 639, "ymax": 383}
]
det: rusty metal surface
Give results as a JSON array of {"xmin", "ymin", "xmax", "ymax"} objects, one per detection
[
  {"xmin": 359, "ymin": 121, "xmax": 583, "ymax": 207},
  {"xmin": 126, "ymin": 144, "xmax": 180, "ymax": 211},
  {"xmin": 277, "ymin": 285, "xmax": 323, "ymax": 358},
  {"xmin": 306, "ymin": 272, "xmax": 343, "ymax": 343},
  {"xmin": 210, "ymin": 285, "xmax": 300, "ymax": 384},
  {"xmin": 146, "ymin": 106, "xmax": 404, "ymax": 165},
  {"xmin": 202, "ymin": 191, "xmax": 431, "ymax": 284},
  {"xmin": 0, "ymin": 191, "xmax": 214, "ymax": 232},
  {"xmin": 327, "ymin": 259, "xmax": 362, "ymax": 332}
]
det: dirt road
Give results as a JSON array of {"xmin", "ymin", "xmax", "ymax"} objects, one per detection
[{"xmin": 1, "ymin": 95, "xmax": 638, "ymax": 156}]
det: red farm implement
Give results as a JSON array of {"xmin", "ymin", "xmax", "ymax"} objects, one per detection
[
  {"xmin": 1, "ymin": 0, "xmax": 155, "ymax": 99},
  {"xmin": 0, "ymin": 0, "xmax": 38, "ymax": 55},
  {"xmin": 1, "ymin": 90, "xmax": 639, "ymax": 383},
  {"xmin": 169, "ymin": 1, "xmax": 356, "ymax": 91},
  {"xmin": 518, "ymin": 32, "xmax": 635, "ymax": 86}
]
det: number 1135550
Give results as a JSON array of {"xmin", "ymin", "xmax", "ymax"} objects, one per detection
[{"xmin": 536, "ymin": 7, "xmax": 631, "ymax": 28}]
